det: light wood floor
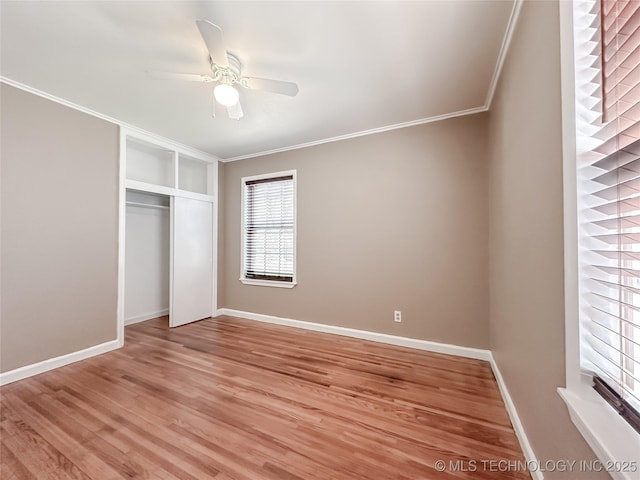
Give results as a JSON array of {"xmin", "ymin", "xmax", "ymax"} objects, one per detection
[{"xmin": 1, "ymin": 315, "xmax": 528, "ymax": 479}]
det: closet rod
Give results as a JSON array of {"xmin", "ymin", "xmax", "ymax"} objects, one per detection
[{"xmin": 126, "ymin": 201, "xmax": 169, "ymax": 210}]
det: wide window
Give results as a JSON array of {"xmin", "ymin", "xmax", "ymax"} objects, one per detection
[
  {"xmin": 241, "ymin": 171, "xmax": 296, "ymax": 287},
  {"xmin": 560, "ymin": 2, "xmax": 640, "ymax": 471},
  {"xmin": 561, "ymin": 1, "xmax": 640, "ymax": 459},
  {"xmin": 574, "ymin": 0, "xmax": 640, "ymax": 433}
]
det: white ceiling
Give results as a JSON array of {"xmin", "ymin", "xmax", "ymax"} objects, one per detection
[{"xmin": 1, "ymin": 1, "xmax": 516, "ymax": 160}]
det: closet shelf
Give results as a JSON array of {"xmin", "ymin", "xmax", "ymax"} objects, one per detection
[{"xmin": 125, "ymin": 179, "xmax": 214, "ymax": 203}]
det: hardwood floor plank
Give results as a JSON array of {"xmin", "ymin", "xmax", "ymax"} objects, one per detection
[
  {"xmin": 1, "ymin": 409, "xmax": 91, "ymax": 480},
  {"xmin": 0, "ymin": 315, "xmax": 529, "ymax": 479},
  {"xmin": 0, "ymin": 440, "xmax": 38, "ymax": 480},
  {"xmin": 1, "ymin": 393, "xmax": 128, "ymax": 480},
  {"xmin": 50, "ymin": 382, "xmax": 222, "ymax": 480}
]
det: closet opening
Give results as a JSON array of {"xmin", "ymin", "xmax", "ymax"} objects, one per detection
[
  {"xmin": 124, "ymin": 190, "xmax": 170, "ymax": 327},
  {"xmin": 118, "ymin": 130, "xmax": 218, "ymax": 344}
]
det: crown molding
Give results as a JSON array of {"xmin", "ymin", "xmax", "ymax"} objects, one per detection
[
  {"xmin": 221, "ymin": 105, "xmax": 488, "ymax": 162},
  {"xmin": 221, "ymin": 0, "xmax": 522, "ymax": 163},
  {"xmin": 2, "ymin": 0, "xmax": 521, "ymax": 165},
  {"xmin": 0, "ymin": 76, "xmax": 221, "ymax": 162},
  {"xmin": 485, "ymin": 0, "xmax": 524, "ymax": 109}
]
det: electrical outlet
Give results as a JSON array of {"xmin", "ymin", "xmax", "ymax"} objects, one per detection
[{"xmin": 394, "ymin": 310, "xmax": 402, "ymax": 322}]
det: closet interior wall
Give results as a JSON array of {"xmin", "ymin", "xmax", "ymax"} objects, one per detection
[{"xmin": 124, "ymin": 191, "xmax": 170, "ymax": 325}]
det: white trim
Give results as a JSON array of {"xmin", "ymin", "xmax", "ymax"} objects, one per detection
[
  {"xmin": 484, "ymin": 0, "xmax": 524, "ymax": 108},
  {"xmin": 0, "ymin": 339, "xmax": 120, "ymax": 386},
  {"xmin": 221, "ymin": 1, "xmax": 524, "ymax": 164},
  {"xmin": 0, "ymin": 303, "xmax": 541, "ymax": 480},
  {"xmin": 0, "ymin": 77, "xmax": 220, "ymax": 163},
  {"xmin": 3, "ymin": 27, "xmax": 529, "ymax": 167},
  {"xmin": 117, "ymin": 127, "xmax": 126, "ymax": 348},
  {"xmin": 218, "ymin": 308, "xmax": 492, "ymax": 361},
  {"xmin": 2, "ymin": 8, "xmax": 525, "ymax": 168},
  {"xmin": 222, "ymin": 106, "xmax": 487, "ymax": 162},
  {"xmin": 173, "ymin": 150, "xmax": 180, "ymax": 189},
  {"xmin": 240, "ymin": 171, "xmax": 297, "ymax": 286},
  {"xmin": 218, "ymin": 308, "xmax": 540, "ymax": 477},
  {"xmin": 126, "ymin": 180, "xmax": 175, "ymax": 198},
  {"xmin": 169, "ymin": 196, "xmax": 175, "ymax": 326},
  {"xmin": 0, "ymin": 76, "xmax": 485, "ymax": 165},
  {"xmin": 489, "ymin": 355, "xmax": 543, "ymax": 480},
  {"xmin": 124, "ymin": 309, "xmax": 169, "ymax": 326},
  {"xmin": 559, "ymin": 387, "xmax": 640, "ymax": 480},
  {"xmin": 211, "ymin": 162, "xmax": 219, "ymax": 317},
  {"xmin": 558, "ymin": 0, "xmax": 582, "ymax": 394},
  {"xmin": 125, "ymin": 179, "xmax": 215, "ymax": 203}
]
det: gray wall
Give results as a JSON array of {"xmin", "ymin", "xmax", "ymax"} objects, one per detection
[
  {"xmin": 221, "ymin": 114, "xmax": 490, "ymax": 349},
  {"xmin": 486, "ymin": 1, "xmax": 603, "ymax": 477},
  {"xmin": 1, "ymin": 84, "xmax": 119, "ymax": 372}
]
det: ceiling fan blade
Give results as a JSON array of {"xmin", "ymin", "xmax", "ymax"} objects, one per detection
[
  {"xmin": 196, "ymin": 20, "xmax": 229, "ymax": 68},
  {"xmin": 148, "ymin": 71, "xmax": 214, "ymax": 82},
  {"xmin": 242, "ymin": 77, "xmax": 299, "ymax": 96},
  {"xmin": 227, "ymin": 100, "xmax": 243, "ymax": 120}
]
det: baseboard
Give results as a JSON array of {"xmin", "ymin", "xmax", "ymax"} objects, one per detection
[
  {"xmin": 125, "ymin": 309, "xmax": 169, "ymax": 326},
  {"xmin": 218, "ymin": 308, "xmax": 492, "ymax": 361},
  {"xmin": 219, "ymin": 308, "xmax": 539, "ymax": 478},
  {"xmin": 1, "ymin": 308, "xmax": 539, "ymax": 478},
  {"xmin": 2, "ymin": 307, "xmax": 540, "ymax": 480},
  {"xmin": 489, "ymin": 355, "xmax": 542, "ymax": 480},
  {"xmin": 0, "ymin": 339, "xmax": 120, "ymax": 386}
]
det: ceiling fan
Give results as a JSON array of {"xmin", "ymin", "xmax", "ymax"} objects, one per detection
[{"xmin": 152, "ymin": 20, "xmax": 299, "ymax": 120}]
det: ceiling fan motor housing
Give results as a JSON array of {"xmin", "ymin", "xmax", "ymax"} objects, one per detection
[{"xmin": 211, "ymin": 53, "xmax": 242, "ymax": 85}]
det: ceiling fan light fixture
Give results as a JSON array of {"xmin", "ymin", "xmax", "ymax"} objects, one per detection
[{"xmin": 214, "ymin": 83, "xmax": 239, "ymax": 107}]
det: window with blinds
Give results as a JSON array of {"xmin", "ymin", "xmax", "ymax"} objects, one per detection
[
  {"xmin": 241, "ymin": 172, "xmax": 296, "ymax": 284},
  {"xmin": 576, "ymin": 0, "xmax": 640, "ymax": 432}
]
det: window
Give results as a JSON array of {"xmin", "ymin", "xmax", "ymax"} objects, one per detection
[
  {"xmin": 560, "ymin": 1, "xmax": 640, "ymax": 469},
  {"xmin": 240, "ymin": 171, "xmax": 296, "ymax": 288},
  {"xmin": 560, "ymin": 1, "xmax": 640, "ymax": 468},
  {"xmin": 574, "ymin": 0, "xmax": 640, "ymax": 433}
]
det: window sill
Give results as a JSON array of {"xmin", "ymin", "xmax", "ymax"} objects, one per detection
[
  {"xmin": 558, "ymin": 386, "xmax": 640, "ymax": 480},
  {"xmin": 239, "ymin": 278, "xmax": 297, "ymax": 289}
]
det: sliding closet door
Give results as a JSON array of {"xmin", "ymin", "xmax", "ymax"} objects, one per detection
[{"xmin": 170, "ymin": 197, "xmax": 213, "ymax": 327}]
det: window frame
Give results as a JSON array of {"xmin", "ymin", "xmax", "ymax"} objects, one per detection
[
  {"xmin": 239, "ymin": 170, "xmax": 297, "ymax": 289},
  {"xmin": 559, "ymin": 1, "xmax": 640, "ymax": 474}
]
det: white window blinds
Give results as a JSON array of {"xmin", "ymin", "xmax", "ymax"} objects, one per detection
[
  {"xmin": 575, "ymin": 0, "xmax": 640, "ymax": 428},
  {"xmin": 242, "ymin": 174, "xmax": 295, "ymax": 283}
]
